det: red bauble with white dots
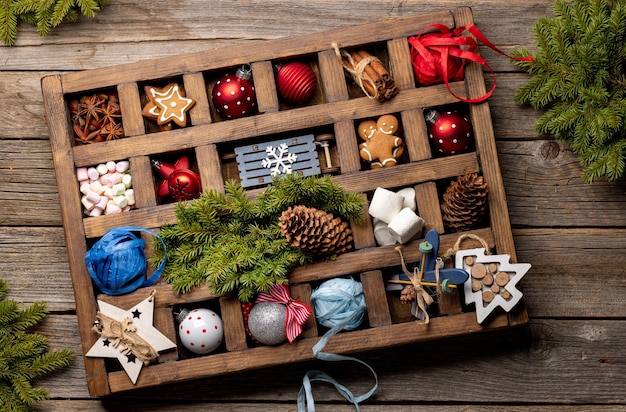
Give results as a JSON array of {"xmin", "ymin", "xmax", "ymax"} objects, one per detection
[
  {"xmin": 177, "ymin": 308, "xmax": 223, "ymax": 355},
  {"xmin": 275, "ymin": 62, "xmax": 317, "ymax": 104},
  {"xmin": 212, "ymin": 65, "xmax": 257, "ymax": 119},
  {"xmin": 425, "ymin": 109, "xmax": 473, "ymax": 156}
]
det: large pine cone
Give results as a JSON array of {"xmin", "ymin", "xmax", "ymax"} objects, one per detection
[
  {"xmin": 279, "ymin": 205, "xmax": 353, "ymax": 256},
  {"xmin": 441, "ymin": 172, "xmax": 488, "ymax": 232}
]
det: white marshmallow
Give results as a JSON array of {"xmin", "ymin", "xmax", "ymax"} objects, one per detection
[
  {"xmin": 76, "ymin": 167, "xmax": 88, "ymax": 182},
  {"xmin": 106, "ymin": 161, "xmax": 117, "ymax": 172},
  {"xmin": 113, "ymin": 195, "xmax": 128, "ymax": 208},
  {"xmin": 387, "ymin": 208, "xmax": 425, "ymax": 244},
  {"xmin": 122, "ymin": 173, "xmax": 132, "ymax": 188},
  {"xmin": 108, "ymin": 172, "xmax": 123, "ymax": 186},
  {"xmin": 79, "ymin": 182, "xmax": 92, "ymax": 195},
  {"xmin": 396, "ymin": 187, "xmax": 417, "ymax": 211},
  {"xmin": 115, "ymin": 161, "xmax": 130, "ymax": 173},
  {"xmin": 373, "ymin": 220, "xmax": 396, "ymax": 246},
  {"xmin": 124, "ymin": 189, "xmax": 135, "ymax": 206},
  {"xmin": 87, "ymin": 167, "xmax": 99, "ymax": 181},
  {"xmin": 81, "ymin": 195, "xmax": 96, "ymax": 211},
  {"xmin": 111, "ymin": 183, "xmax": 126, "ymax": 196},
  {"xmin": 105, "ymin": 201, "xmax": 122, "ymax": 214},
  {"xmin": 86, "ymin": 192, "xmax": 101, "ymax": 204},
  {"xmin": 89, "ymin": 180, "xmax": 105, "ymax": 195},
  {"xmin": 96, "ymin": 163, "xmax": 108, "ymax": 175},
  {"xmin": 369, "ymin": 187, "xmax": 404, "ymax": 223}
]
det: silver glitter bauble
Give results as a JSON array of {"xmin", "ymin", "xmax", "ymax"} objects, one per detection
[{"xmin": 248, "ymin": 302, "xmax": 287, "ymax": 345}]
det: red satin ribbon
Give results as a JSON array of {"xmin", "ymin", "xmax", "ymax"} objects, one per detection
[
  {"xmin": 408, "ymin": 23, "xmax": 533, "ymax": 103},
  {"xmin": 256, "ymin": 283, "xmax": 312, "ymax": 343}
]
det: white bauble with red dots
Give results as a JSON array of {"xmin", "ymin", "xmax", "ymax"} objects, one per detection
[
  {"xmin": 425, "ymin": 109, "xmax": 473, "ymax": 156},
  {"xmin": 177, "ymin": 308, "xmax": 224, "ymax": 355},
  {"xmin": 211, "ymin": 65, "xmax": 257, "ymax": 119}
]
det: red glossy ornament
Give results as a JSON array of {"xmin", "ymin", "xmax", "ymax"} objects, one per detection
[
  {"xmin": 425, "ymin": 109, "xmax": 473, "ymax": 156},
  {"xmin": 152, "ymin": 156, "xmax": 201, "ymax": 201},
  {"xmin": 211, "ymin": 64, "xmax": 257, "ymax": 119},
  {"xmin": 275, "ymin": 62, "xmax": 317, "ymax": 104}
]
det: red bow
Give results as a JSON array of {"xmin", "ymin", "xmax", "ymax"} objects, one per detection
[
  {"xmin": 256, "ymin": 283, "xmax": 312, "ymax": 343},
  {"xmin": 408, "ymin": 23, "xmax": 533, "ymax": 103}
]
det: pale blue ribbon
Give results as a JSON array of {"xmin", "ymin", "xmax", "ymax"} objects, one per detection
[{"xmin": 297, "ymin": 279, "xmax": 378, "ymax": 412}]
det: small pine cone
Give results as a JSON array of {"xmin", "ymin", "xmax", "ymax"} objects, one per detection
[
  {"xmin": 400, "ymin": 285, "xmax": 416, "ymax": 303},
  {"xmin": 441, "ymin": 172, "xmax": 488, "ymax": 232},
  {"xmin": 279, "ymin": 205, "xmax": 353, "ymax": 256}
]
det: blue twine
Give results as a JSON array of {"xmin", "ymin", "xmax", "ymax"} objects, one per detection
[
  {"xmin": 85, "ymin": 226, "xmax": 166, "ymax": 296},
  {"xmin": 297, "ymin": 278, "xmax": 378, "ymax": 412}
]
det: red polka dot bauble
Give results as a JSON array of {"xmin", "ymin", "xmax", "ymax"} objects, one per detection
[
  {"xmin": 425, "ymin": 109, "xmax": 473, "ymax": 156},
  {"xmin": 212, "ymin": 64, "xmax": 257, "ymax": 119},
  {"xmin": 176, "ymin": 308, "xmax": 223, "ymax": 355},
  {"xmin": 275, "ymin": 62, "xmax": 317, "ymax": 104}
]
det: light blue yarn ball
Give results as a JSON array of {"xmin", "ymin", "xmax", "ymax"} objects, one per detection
[{"xmin": 311, "ymin": 278, "xmax": 366, "ymax": 331}]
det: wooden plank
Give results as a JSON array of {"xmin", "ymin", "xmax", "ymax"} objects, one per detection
[
  {"xmin": 317, "ymin": 48, "xmax": 349, "ymax": 103},
  {"xmin": 401, "ymin": 109, "xmax": 431, "ymax": 162},
  {"xmin": 183, "ymin": 72, "xmax": 213, "ymax": 126},
  {"xmin": 414, "ymin": 182, "xmax": 444, "ymax": 233},
  {"xmin": 251, "ymin": 60, "xmax": 280, "ymax": 114},
  {"xmin": 361, "ymin": 270, "xmax": 392, "ymax": 327},
  {"xmin": 387, "ymin": 37, "xmax": 415, "ymax": 90},
  {"xmin": 129, "ymin": 155, "xmax": 157, "ymax": 208},
  {"xmin": 117, "ymin": 82, "xmax": 145, "ymax": 137},
  {"xmin": 35, "ymin": 315, "xmax": 626, "ymax": 403},
  {"xmin": 195, "ymin": 144, "xmax": 225, "ymax": 193},
  {"xmin": 56, "ymin": 11, "xmax": 455, "ymax": 92},
  {"xmin": 220, "ymin": 296, "xmax": 248, "ymax": 352},
  {"xmin": 40, "ymin": 75, "xmax": 111, "ymax": 396},
  {"xmin": 351, "ymin": 193, "xmax": 376, "ymax": 250},
  {"xmin": 106, "ymin": 311, "xmax": 510, "ymax": 392}
]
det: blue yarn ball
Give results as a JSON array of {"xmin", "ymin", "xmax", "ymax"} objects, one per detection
[
  {"xmin": 85, "ymin": 226, "xmax": 165, "ymax": 296},
  {"xmin": 311, "ymin": 278, "xmax": 366, "ymax": 331}
]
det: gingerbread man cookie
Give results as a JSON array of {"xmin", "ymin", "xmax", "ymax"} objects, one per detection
[
  {"xmin": 142, "ymin": 83, "xmax": 195, "ymax": 129},
  {"xmin": 358, "ymin": 114, "xmax": 404, "ymax": 168}
]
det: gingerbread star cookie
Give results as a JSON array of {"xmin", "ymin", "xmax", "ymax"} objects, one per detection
[{"xmin": 142, "ymin": 83, "xmax": 195, "ymax": 128}]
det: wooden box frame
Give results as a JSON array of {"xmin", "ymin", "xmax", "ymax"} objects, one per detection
[{"xmin": 41, "ymin": 6, "xmax": 528, "ymax": 396}]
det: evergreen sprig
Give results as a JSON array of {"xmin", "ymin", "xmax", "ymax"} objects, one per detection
[
  {"xmin": 0, "ymin": 278, "xmax": 74, "ymax": 412},
  {"xmin": 1, "ymin": 0, "xmax": 108, "ymax": 46},
  {"xmin": 152, "ymin": 174, "xmax": 366, "ymax": 302},
  {"xmin": 511, "ymin": 0, "xmax": 626, "ymax": 183}
]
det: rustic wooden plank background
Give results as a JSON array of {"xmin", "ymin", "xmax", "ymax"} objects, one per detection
[{"xmin": 2, "ymin": 0, "xmax": 626, "ymax": 410}]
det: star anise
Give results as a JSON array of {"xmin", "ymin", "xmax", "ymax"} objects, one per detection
[
  {"xmin": 74, "ymin": 123, "xmax": 103, "ymax": 144},
  {"xmin": 100, "ymin": 101, "xmax": 122, "ymax": 126},
  {"xmin": 99, "ymin": 122, "xmax": 124, "ymax": 141},
  {"xmin": 75, "ymin": 95, "xmax": 106, "ymax": 125}
]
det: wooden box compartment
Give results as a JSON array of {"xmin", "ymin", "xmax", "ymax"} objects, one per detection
[{"xmin": 41, "ymin": 6, "xmax": 527, "ymax": 396}]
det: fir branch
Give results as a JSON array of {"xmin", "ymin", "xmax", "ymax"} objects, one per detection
[
  {"xmin": 0, "ymin": 278, "xmax": 74, "ymax": 411},
  {"xmin": 154, "ymin": 174, "xmax": 365, "ymax": 301},
  {"xmin": 513, "ymin": 0, "xmax": 626, "ymax": 183},
  {"xmin": 1, "ymin": 0, "xmax": 109, "ymax": 45}
]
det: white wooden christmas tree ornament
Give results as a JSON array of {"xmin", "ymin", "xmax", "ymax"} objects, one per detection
[
  {"xmin": 456, "ymin": 248, "xmax": 531, "ymax": 324},
  {"xmin": 86, "ymin": 290, "xmax": 177, "ymax": 384}
]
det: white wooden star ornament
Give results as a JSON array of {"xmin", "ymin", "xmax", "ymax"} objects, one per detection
[
  {"xmin": 86, "ymin": 290, "xmax": 176, "ymax": 384},
  {"xmin": 456, "ymin": 248, "xmax": 531, "ymax": 324}
]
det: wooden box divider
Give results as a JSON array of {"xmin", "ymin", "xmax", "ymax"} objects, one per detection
[{"xmin": 42, "ymin": 7, "xmax": 528, "ymax": 396}]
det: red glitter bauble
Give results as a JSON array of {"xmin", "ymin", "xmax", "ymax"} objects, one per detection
[
  {"xmin": 275, "ymin": 62, "xmax": 317, "ymax": 104},
  {"xmin": 425, "ymin": 109, "xmax": 473, "ymax": 156},
  {"xmin": 212, "ymin": 65, "xmax": 257, "ymax": 119}
]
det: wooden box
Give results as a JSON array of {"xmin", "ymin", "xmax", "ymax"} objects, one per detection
[{"xmin": 41, "ymin": 6, "xmax": 528, "ymax": 396}]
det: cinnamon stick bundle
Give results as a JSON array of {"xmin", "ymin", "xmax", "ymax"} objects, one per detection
[{"xmin": 338, "ymin": 48, "xmax": 399, "ymax": 102}]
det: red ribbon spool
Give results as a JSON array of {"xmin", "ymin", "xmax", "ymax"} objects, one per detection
[{"xmin": 408, "ymin": 24, "xmax": 533, "ymax": 103}]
